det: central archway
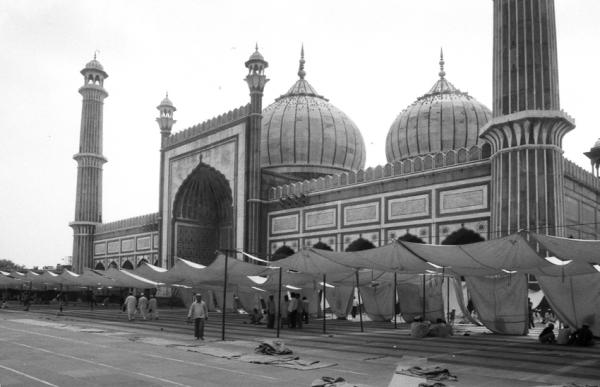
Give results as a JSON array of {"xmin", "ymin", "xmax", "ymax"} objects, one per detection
[{"xmin": 172, "ymin": 162, "xmax": 234, "ymax": 266}]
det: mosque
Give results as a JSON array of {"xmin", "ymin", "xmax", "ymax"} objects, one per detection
[{"xmin": 70, "ymin": 0, "xmax": 600, "ymax": 273}]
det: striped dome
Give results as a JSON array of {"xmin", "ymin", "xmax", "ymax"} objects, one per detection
[
  {"xmin": 261, "ymin": 53, "xmax": 365, "ymax": 178},
  {"xmin": 385, "ymin": 56, "xmax": 491, "ymax": 162}
]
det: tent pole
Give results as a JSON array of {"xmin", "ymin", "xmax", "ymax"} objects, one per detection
[
  {"xmin": 355, "ymin": 271, "xmax": 363, "ymax": 333},
  {"xmin": 446, "ymin": 270, "xmax": 450, "ymax": 323},
  {"xmin": 422, "ymin": 274, "xmax": 426, "ymax": 319},
  {"xmin": 221, "ymin": 255, "xmax": 229, "ymax": 341},
  {"xmin": 394, "ymin": 272, "xmax": 397, "ymax": 329},
  {"xmin": 277, "ymin": 267, "xmax": 282, "ymax": 338},
  {"xmin": 322, "ymin": 273, "xmax": 326, "ymax": 334}
]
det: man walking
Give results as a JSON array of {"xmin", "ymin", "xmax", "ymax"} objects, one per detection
[
  {"xmin": 148, "ymin": 294, "xmax": 158, "ymax": 320},
  {"xmin": 138, "ymin": 292, "xmax": 148, "ymax": 320},
  {"xmin": 188, "ymin": 293, "xmax": 208, "ymax": 340},
  {"xmin": 123, "ymin": 291, "xmax": 137, "ymax": 321}
]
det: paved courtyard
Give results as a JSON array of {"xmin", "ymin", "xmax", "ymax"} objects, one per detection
[{"xmin": 0, "ymin": 305, "xmax": 598, "ymax": 386}]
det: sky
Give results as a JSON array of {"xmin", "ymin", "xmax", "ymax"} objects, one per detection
[{"xmin": 0, "ymin": 0, "xmax": 598, "ymax": 268}]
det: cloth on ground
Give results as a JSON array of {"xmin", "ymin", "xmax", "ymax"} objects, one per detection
[
  {"xmin": 418, "ymin": 383, "xmax": 447, "ymax": 387},
  {"xmin": 395, "ymin": 366, "xmax": 457, "ymax": 382},
  {"xmin": 311, "ymin": 376, "xmax": 366, "ymax": 387},
  {"xmin": 255, "ymin": 339, "xmax": 292, "ymax": 355}
]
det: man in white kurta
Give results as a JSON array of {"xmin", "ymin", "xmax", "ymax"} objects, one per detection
[
  {"xmin": 187, "ymin": 294, "xmax": 208, "ymax": 340},
  {"xmin": 148, "ymin": 294, "xmax": 158, "ymax": 320},
  {"xmin": 138, "ymin": 293, "xmax": 148, "ymax": 320},
  {"xmin": 123, "ymin": 292, "xmax": 137, "ymax": 321}
]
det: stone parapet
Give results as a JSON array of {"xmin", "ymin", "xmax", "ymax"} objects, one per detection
[
  {"xmin": 164, "ymin": 104, "xmax": 250, "ymax": 148},
  {"xmin": 268, "ymin": 143, "xmax": 492, "ymax": 201},
  {"xmin": 96, "ymin": 213, "xmax": 159, "ymax": 234},
  {"xmin": 564, "ymin": 159, "xmax": 600, "ymax": 193}
]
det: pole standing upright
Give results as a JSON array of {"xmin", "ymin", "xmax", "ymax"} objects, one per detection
[
  {"xmin": 394, "ymin": 272, "xmax": 397, "ymax": 329},
  {"xmin": 322, "ymin": 273, "xmax": 326, "ymax": 334},
  {"xmin": 277, "ymin": 267, "xmax": 282, "ymax": 338},
  {"xmin": 221, "ymin": 255, "xmax": 229, "ymax": 341}
]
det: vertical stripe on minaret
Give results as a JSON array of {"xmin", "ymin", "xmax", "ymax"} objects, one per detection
[
  {"xmin": 482, "ymin": 0, "xmax": 574, "ymax": 239},
  {"xmin": 70, "ymin": 57, "xmax": 108, "ymax": 273},
  {"xmin": 244, "ymin": 46, "xmax": 268, "ymax": 257}
]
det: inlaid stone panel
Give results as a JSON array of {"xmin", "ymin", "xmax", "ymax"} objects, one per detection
[
  {"xmin": 136, "ymin": 236, "xmax": 151, "ymax": 251},
  {"xmin": 271, "ymin": 213, "xmax": 299, "ymax": 235},
  {"xmin": 305, "ymin": 207, "xmax": 337, "ymax": 231},
  {"xmin": 343, "ymin": 201, "xmax": 379, "ymax": 226},
  {"xmin": 387, "ymin": 194, "xmax": 430, "ymax": 221},
  {"xmin": 94, "ymin": 242, "xmax": 106, "ymax": 256},
  {"xmin": 439, "ymin": 185, "xmax": 488, "ymax": 215}
]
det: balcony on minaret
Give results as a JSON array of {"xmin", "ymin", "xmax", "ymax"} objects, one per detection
[{"xmin": 156, "ymin": 93, "xmax": 177, "ymax": 139}]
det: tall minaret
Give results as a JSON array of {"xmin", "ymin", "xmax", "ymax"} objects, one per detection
[
  {"xmin": 244, "ymin": 45, "xmax": 268, "ymax": 256},
  {"xmin": 481, "ymin": 0, "xmax": 575, "ymax": 238},
  {"xmin": 156, "ymin": 93, "xmax": 176, "ymax": 267},
  {"xmin": 70, "ymin": 55, "xmax": 108, "ymax": 273}
]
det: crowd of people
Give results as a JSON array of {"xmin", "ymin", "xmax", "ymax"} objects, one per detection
[
  {"xmin": 539, "ymin": 323, "xmax": 595, "ymax": 346},
  {"xmin": 122, "ymin": 291, "xmax": 159, "ymax": 321}
]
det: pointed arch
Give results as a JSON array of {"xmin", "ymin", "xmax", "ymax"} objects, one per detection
[{"xmin": 172, "ymin": 161, "xmax": 234, "ymax": 266}]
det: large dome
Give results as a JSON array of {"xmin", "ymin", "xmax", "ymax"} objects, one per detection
[
  {"xmin": 385, "ymin": 54, "xmax": 491, "ymax": 162},
  {"xmin": 261, "ymin": 50, "xmax": 366, "ymax": 178}
]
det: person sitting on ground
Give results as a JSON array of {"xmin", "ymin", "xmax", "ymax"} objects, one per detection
[
  {"xmin": 410, "ymin": 316, "xmax": 431, "ymax": 338},
  {"xmin": 556, "ymin": 324, "xmax": 573, "ymax": 345},
  {"xmin": 250, "ymin": 307, "xmax": 263, "ymax": 324},
  {"xmin": 538, "ymin": 323, "xmax": 556, "ymax": 343},
  {"xmin": 569, "ymin": 324, "xmax": 595, "ymax": 346},
  {"xmin": 428, "ymin": 318, "xmax": 453, "ymax": 338}
]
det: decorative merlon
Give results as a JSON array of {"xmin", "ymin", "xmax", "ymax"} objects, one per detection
[
  {"xmin": 268, "ymin": 143, "xmax": 493, "ymax": 201},
  {"xmin": 164, "ymin": 104, "xmax": 251, "ymax": 148},
  {"xmin": 563, "ymin": 159, "xmax": 600, "ymax": 193},
  {"xmin": 95, "ymin": 213, "xmax": 159, "ymax": 234}
]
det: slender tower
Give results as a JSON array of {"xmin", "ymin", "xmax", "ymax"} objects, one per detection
[
  {"xmin": 156, "ymin": 93, "xmax": 176, "ymax": 267},
  {"xmin": 481, "ymin": 0, "xmax": 575, "ymax": 238},
  {"xmin": 70, "ymin": 55, "xmax": 108, "ymax": 272},
  {"xmin": 244, "ymin": 45, "xmax": 268, "ymax": 256}
]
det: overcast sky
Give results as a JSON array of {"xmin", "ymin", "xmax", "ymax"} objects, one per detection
[{"xmin": 0, "ymin": 0, "xmax": 598, "ymax": 268}]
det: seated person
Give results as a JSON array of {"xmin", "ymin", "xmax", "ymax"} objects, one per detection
[
  {"xmin": 428, "ymin": 318, "xmax": 453, "ymax": 338},
  {"xmin": 569, "ymin": 325, "xmax": 595, "ymax": 346},
  {"xmin": 556, "ymin": 325, "xmax": 572, "ymax": 345},
  {"xmin": 538, "ymin": 323, "xmax": 556, "ymax": 343},
  {"xmin": 410, "ymin": 316, "xmax": 431, "ymax": 338},
  {"xmin": 250, "ymin": 308, "xmax": 263, "ymax": 324}
]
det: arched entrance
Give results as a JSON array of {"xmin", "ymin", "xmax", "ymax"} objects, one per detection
[{"xmin": 172, "ymin": 162, "xmax": 234, "ymax": 266}]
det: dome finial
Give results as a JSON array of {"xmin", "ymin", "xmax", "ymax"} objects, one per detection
[
  {"xmin": 255, "ymin": 42, "xmax": 259, "ymax": 52},
  {"xmin": 298, "ymin": 44, "xmax": 306, "ymax": 79},
  {"xmin": 439, "ymin": 48, "xmax": 446, "ymax": 79}
]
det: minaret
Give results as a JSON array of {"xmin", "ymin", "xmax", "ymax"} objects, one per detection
[
  {"xmin": 70, "ymin": 55, "xmax": 109, "ymax": 273},
  {"xmin": 481, "ymin": 0, "xmax": 575, "ymax": 237},
  {"xmin": 244, "ymin": 44, "xmax": 268, "ymax": 256},
  {"xmin": 156, "ymin": 93, "xmax": 176, "ymax": 267}
]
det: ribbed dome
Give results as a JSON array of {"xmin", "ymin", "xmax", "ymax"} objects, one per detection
[
  {"xmin": 386, "ymin": 54, "xmax": 491, "ymax": 162},
  {"xmin": 158, "ymin": 94, "xmax": 176, "ymax": 110},
  {"xmin": 261, "ymin": 50, "xmax": 366, "ymax": 178},
  {"xmin": 85, "ymin": 58, "xmax": 104, "ymax": 71}
]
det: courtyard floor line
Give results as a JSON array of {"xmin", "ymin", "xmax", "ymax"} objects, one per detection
[
  {"xmin": 0, "ymin": 363, "xmax": 60, "ymax": 387},
  {"xmin": 2, "ymin": 339, "xmax": 193, "ymax": 387},
  {"xmin": 0, "ymin": 323, "xmax": 281, "ymax": 383}
]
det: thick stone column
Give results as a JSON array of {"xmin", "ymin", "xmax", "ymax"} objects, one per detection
[
  {"xmin": 482, "ymin": 0, "xmax": 574, "ymax": 238},
  {"xmin": 70, "ymin": 58, "xmax": 108, "ymax": 272}
]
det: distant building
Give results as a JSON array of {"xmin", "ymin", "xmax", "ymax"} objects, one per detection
[{"xmin": 71, "ymin": 0, "xmax": 600, "ymax": 272}]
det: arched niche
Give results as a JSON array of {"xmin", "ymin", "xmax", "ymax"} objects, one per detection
[
  {"xmin": 172, "ymin": 162, "xmax": 234, "ymax": 266},
  {"xmin": 122, "ymin": 260, "xmax": 134, "ymax": 270},
  {"xmin": 94, "ymin": 262, "xmax": 105, "ymax": 270},
  {"xmin": 137, "ymin": 259, "xmax": 148, "ymax": 268}
]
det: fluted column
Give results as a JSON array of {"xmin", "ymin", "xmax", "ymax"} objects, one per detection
[{"xmin": 483, "ymin": 0, "xmax": 574, "ymax": 238}]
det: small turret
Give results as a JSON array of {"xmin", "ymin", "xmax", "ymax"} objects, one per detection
[
  {"xmin": 245, "ymin": 44, "xmax": 269, "ymax": 93},
  {"xmin": 584, "ymin": 139, "xmax": 600, "ymax": 177},
  {"xmin": 156, "ymin": 92, "xmax": 177, "ymax": 140}
]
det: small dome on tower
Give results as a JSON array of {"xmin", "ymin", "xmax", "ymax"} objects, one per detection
[
  {"xmin": 385, "ymin": 51, "xmax": 491, "ymax": 162},
  {"xmin": 157, "ymin": 93, "xmax": 176, "ymax": 111},
  {"xmin": 261, "ymin": 47, "xmax": 366, "ymax": 178}
]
